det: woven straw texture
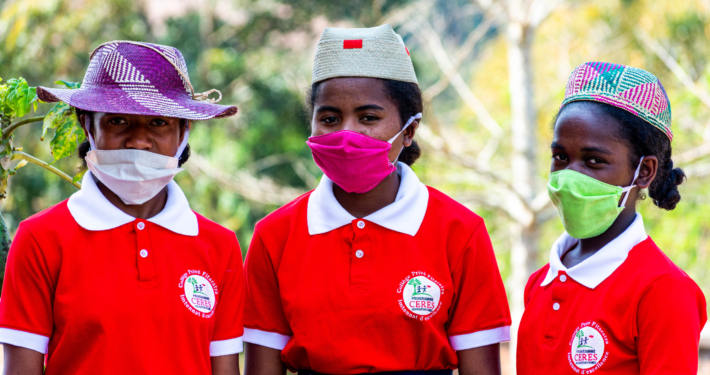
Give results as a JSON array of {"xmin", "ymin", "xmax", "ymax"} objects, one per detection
[
  {"xmin": 312, "ymin": 24, "xmax": 417, "ymax": 84},
  {"xmin": 562, "ymin": 62, "xmax": 672, "ymax": 140},
  {"xmin": 37, "ymin": 41, "xmax": 237, "ymax": 120}
]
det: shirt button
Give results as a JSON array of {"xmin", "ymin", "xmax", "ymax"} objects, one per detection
[
  {"xmin": 137, "ymin": 222, "xmax": 145, "ymax": 230},
  {"xmin": 560, "ymin": 274, "xmax": 567, "ymax": 282},
  {"xmin": 139, "ymin": 249, "xmax": 149, "ymax": 258},
  {"xmin": 357, "ymin": 221, "xmax": 365, "ymax": 229},
  {"xmin": 553, "ymin": 302, "xmax": 560, "ymax": 311},
  {"xmin": 355, "ymin": 250, "xmax": 364, "ymax": 258}
]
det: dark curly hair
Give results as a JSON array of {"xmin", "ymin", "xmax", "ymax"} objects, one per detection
[
  {"xmin": 75, "ymin": 109, "xmax": 191, "ymax": 166},
  {"xmin": 307, "ymin": 78, "xmax": 424, "ymax": 166},
  {"xmin": 558, "ymin": 101, "xmax": 684, "ymax": 210}
]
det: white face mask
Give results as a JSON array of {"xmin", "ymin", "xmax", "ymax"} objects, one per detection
[{"xmin": 85, "ymin": 118, "xmax": 188, "ymax": 205}]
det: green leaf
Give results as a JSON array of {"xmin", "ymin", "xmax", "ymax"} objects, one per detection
[
  {"xmin": 72, "ymin": 168, "xmax": 87, "ymax": 184},
  {"xmin": 54, "ymin": 80, "xmax": 81, "ymax": 89},
  {"xmin": 42, "ymin": 101, "xmax": 74, "ymax": 141},
  {"xmin": 3, "ymin": 78, "xmax": 37, "ymax": 119},
  {"xmin": 49, "ymin": 107, "xmax": 85, "ymax": 162}
]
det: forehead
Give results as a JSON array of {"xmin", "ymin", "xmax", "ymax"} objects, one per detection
[
  {"xmin": 96, "ymin": 112, "xmax": 180, "ymax": 121},
  {"xmin": 315, "ymin": 77, "xmax": 391, "ymax": 106},
  {"xmin": 553, "ymin": 104, "xmax": 624, "ymax": 146}
]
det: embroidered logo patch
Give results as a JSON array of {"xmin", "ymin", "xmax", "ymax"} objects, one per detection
[
  {"xmin": 179, "ymin": 270, "xmax": 218, "ymax": 318},
  {"xmin": 397, "ymin": 271, "xmax": 443, "ymax": 321},
  {"xmin": 568, "ymin": 321, "xmax": 609, "ymax": 373}
]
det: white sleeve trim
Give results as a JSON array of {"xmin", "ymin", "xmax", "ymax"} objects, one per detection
[
  {"xmin": 243, "ymin": 328, "xmax": 290, "ymax": 350},
  {"xmin": 209, "ymin": 336, "xmax": 243, "ymax": 356},
  {"xmin": 449, "ymin": 326, "xmax": 511, "ymax": 351},
  {"xmin": 0, "ymin": 327, "xmax": 49, "ymax": 354}
]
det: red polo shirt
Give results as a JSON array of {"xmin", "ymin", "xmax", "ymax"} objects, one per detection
[
  {"xmin": 244, "ymin": 163, "xmax": 511, "ymax": 373},
  {"xmin": 0, "ymin": 172, "xmax": 244, "ymax": 375},
  {"xmin": 517, "ymin": 214, "xmax": 707, "ymax": 374}
]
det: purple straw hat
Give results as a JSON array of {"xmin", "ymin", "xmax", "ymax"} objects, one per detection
[{"xmin": 37, "ymin": 41, "xmax": 237, "ymax": 120}]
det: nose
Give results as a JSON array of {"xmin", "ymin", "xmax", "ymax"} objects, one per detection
[{"xmin": 124, "ymin": 125, "xmax": 153, "ymax": 151}]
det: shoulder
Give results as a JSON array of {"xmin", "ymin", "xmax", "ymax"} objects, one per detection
[
  {"xmin": 254, "ymin": 190, "xmax": 312, "ymax": 235},
  {"xmin": 19, "ymin": 199, "xmax": 74, "ymax": 233},
  {"xmin": 626, "ymin": 238, "xmax": 697, "ymax": 283},
  {"xmin": 424, "ymin": 186, "xmax": 485, "ymax": 232},
  {"xmin": 525, "ymin": 265, "xmax": 550, "ymax": 301},
  {"xmin": 194, "ymin": 212, "xmax": 239, "ymax": 244}
]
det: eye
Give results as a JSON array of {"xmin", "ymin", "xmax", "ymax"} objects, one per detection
[
  {"xmin": 321, "ymin": 116, "xmax": 339, "ymax": 124},
  {"xmin": 361, "ymin": 115, "xmax": 379, "ymax": 122},
  {"xmin": 108, "ymin": 117, "xmax": 128, "ymax": 125},
  {"xmin": 587, "ymin": 157, "xmax": 605, "ymax": 165},
  {"xmin": 151, "ymin": 119, "xmax": 168, "ymax": 127},
  {"xmin": 552, "ymin": 154, "xmax": 567, "ymax": 162}
]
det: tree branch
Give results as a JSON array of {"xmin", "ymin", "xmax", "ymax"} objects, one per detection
[
  {"xmin": 3, "ymin": 116, "xmax": 45, "ymax": 137},
  {"xmin": 635, "ymin": 27, "xmax": 710, "ymax": 109},
  {"xmin": 11, "ymin": 151, "xmax": 81, "ymax": 189},
  {"xmin": 675, "ymin": 142, "xmax": 710, "ymax": 165},
  {"xmin": 184, "ymin": 153, "xmax": 307, "ymax": 206},
  {"xmin": 412, "ymin": 17, "xmax": 504, "ymax": 138},
  {"xmin": 423, "ymin": 7, "xmax": 503, "ymax": 99}
]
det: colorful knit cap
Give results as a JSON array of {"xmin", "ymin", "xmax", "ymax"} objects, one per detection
[
  {"xmin": 561, "ymin": 62, "xmax": 672, "ymax": 141},
  {"xmin": 37, "ymin": 41, "xmax": 237, "ymax": 120},
  {"xmin": 312, "ymin": 24, "xmax": 417, "ymax": 84}
]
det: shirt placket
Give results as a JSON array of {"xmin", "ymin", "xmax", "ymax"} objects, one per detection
[
  {"xmin": 349, "ymin": 219, "xmax": 371, "ymax": 294},
  {"xmin": 543, "ymin": 270, "xmax": 570, "ymax": 345},
  {"xmin": 134, "ymin": 220, "xmax": 157, "ymax": 289}
]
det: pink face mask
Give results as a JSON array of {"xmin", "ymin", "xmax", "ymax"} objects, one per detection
[{"xmin": 306, "ymin": 113, "xmax": 422, "ymax": 194}]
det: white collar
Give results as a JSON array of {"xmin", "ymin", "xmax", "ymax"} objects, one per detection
[
  {"xmin": 307, "ymin": 162, "xmax": 429, "ymax": 236},
  {"xmin": 541, "ymin": 213, "xmax": 648, "ymax": 289},
  {"xmin": 67, "ymin": 171, "xmax": 198, "ymax": 236}
]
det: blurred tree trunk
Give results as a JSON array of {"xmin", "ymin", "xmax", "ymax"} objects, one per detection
[{"xmin": 504, "ymin": 0, "xmax": 549, "ymax": 371}]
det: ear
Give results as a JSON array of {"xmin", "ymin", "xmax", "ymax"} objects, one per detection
[
  {"xmin": 635, "ymin": 155, "xmax": 658, "ymax": 189},
  {"xmin": 402, "ymin": 119, "xmax": 419, "ymax": 147}
]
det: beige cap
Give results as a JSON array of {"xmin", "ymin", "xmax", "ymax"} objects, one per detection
[{"xmin": 312, "ymin": 24, "xmax": 418, "ymax": 84}]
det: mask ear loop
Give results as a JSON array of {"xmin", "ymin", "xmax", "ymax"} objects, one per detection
[
  {"xmin": 85, "ymin": 117, "xmax": 97, "ymax": 151},
  {"xmin": 388, "ymin": 113, "xmax": 422, "ymax": 144},
  {"xmin": 175, "ymin": 127, "xmax": 190, "ymax": 159},
  {"xmin": 619, "ymin": 156, "xmax": 645, "ymax": 208},
  {"xmin": 387, "ymin": 113, "xmax": 423, "ymax": 168}
]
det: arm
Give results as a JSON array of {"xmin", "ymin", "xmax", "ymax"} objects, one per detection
[
  {"xmin": 244, "ymin": 343, "xmax": 286, "ymax": 375},
  {"xmin": 3, "ymin": 344, "xmax": 44, "ymax": 375},
  {"xmin": 211, "ymin": 354, "xmax": 240, "ymax": 375},
  {"xmin": 457, "ymin": 344, "xmax": 501, "ymax": 375}
]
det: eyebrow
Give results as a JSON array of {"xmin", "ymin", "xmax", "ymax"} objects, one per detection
[
  {"xmin": 581, "ymin": 146, "xmax": 613, "ymax": 155},
  {"xmin": 355, "ymin": 104, "xmax": 385, "ymax": 112},
  {"xmin": 315, "ymin": 106, "xmax": 341, "ymax": 114}
]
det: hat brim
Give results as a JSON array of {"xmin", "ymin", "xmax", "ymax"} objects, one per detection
[{"xmin": 37, "ymin": 86, "xmax": 237, "ymax": 120}]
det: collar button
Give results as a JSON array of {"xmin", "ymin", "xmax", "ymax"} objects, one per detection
[
  {"xmin": 560, "ymin": 274, "xmax": 567, "ymax": 282},
  {"xmin": 357, "ymin": 221, "xmax": 365, "ymax": 229},
  {"xmin": 137, "ymin": 222, "xmax": 146, "ymax": 230}
]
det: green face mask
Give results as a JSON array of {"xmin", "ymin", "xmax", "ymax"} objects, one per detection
[{"xmin": 547, "ymin": 157, "xmax": 644, "ymax": 239}]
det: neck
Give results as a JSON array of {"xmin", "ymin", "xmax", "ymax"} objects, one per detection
[
  {"xmin": 333, "ymin": 170, "xmax": 400, "ymax": 218},
  {"xmin": 561, "ymin": 205, "xmax": 637, "ymax": 268},
  {"xmin": 94, "ymin": 176, "xmax": 168, "ymax": 220}
]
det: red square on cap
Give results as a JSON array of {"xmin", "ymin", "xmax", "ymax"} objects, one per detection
[{"xmin": 343, "ymin": 40, "xmax": 363, "ymax": 49}]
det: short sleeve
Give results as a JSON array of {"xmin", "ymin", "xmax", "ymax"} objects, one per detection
[
  {"xmin": 243, "ymin": 230, "xmax": 292, "ymax": 350},
  {"xmin": 447, "ymin": 222, "xmax": 512, "ymax": 351},
  {"xmin": 209, "ymin": 236, "xmax": 245, "ymax": 356},
  {"xmin": 637, "ymin": 273, "xmax": 707, "ymax": 374},
  {"xmin": 0, "ymin": 223, "xmax": 54, "ymax": 353}
]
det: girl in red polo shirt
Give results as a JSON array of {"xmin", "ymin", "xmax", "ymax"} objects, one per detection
[
  {"xmin": 517, "ymin": 62, "xmax": 707, "ymax": 374},
  {"xmin": 0, "ymin": 41, "xmax": 244, "ymax": 375},
  {"xmin": 243, "ymin": 25, "xmax": 511, "ymax": 375}
]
